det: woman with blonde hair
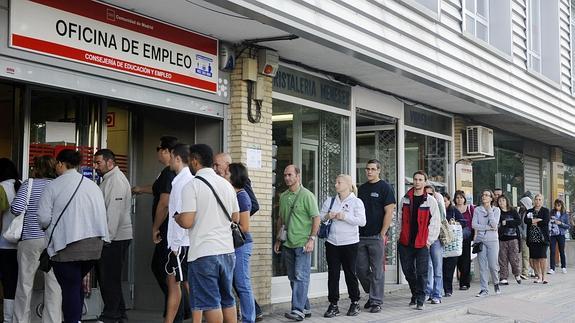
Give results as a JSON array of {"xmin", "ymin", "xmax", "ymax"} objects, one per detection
[
  {"xmin": 525, "ymin": 193, "xmax": 550, "ymax": 283},
  {"xmin": 321, "ymin": 174, "xmax": 366, "ymax": 318}
]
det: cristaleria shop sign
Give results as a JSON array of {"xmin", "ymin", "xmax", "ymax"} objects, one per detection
[{"xmin": 9, "ymin": 0, "xmax": 218, "ymax": 93}]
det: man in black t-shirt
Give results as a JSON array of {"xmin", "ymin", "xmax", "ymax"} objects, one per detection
[
  {"xmin": 357, "ymin": 159, "xmax": 396, "ymax": 313},
  {"xmin": 132, "ymin": 136, "xmax": 189, "ymax": 322}
]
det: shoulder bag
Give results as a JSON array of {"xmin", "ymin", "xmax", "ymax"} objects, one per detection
[
  {"xmin": 318, "ymin": 197, "xmax": 336, "ymax": 239},
  {"xmin": 278, "ymin": 188, "xmax": 303, "ymax": 242},
  {"xmin": 195, "ymin": 176, "xmax": 245, "ymax": 249},
  {"xmin": 442, "ymin": 218, "xmax": 463, "ymax": 258},
  {"xmin": 39, "ymin": 176, "xmax": 84, "ymax": 272},
  {"xmin": 3, "ymin": 179, "xmax": 33, "ymax": 243}
]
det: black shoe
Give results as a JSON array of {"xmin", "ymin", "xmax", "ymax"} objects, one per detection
[
  {"xmin": 459, "ymin": 286, "xmax": 469, "ymax": 291},
  {"xmin": 416, "ymin": 303, "xmax": 424, "ymax": 310},
  {"xmin": 369, "ymin": 305, "xmax": 382, "ymax": 313},
  {"xmin": 305, "ymin": 312, "xmax": 312, "ymax": 318},
  {"xmin": 409, "ymin": 297, "xmax": 416, "ymax": 307},
  {"xmin": 444, "ymin": 292, "xmax": 452, "ymax": 297},
  {"xmin": 427, "ymin": 297, "xmax": 432, "ymax": 302},
  {"xmin": 323, "ymin": 304, "xmax": 339, "ymax": 318},
  {"xmin": 363, "ymin": 300, "xmax": 373, "ymax": 309},
  {"xmin": 347, "ymin": 302, "xmax": 360, "ymax": 316},
  {"xmin": 284, "ymin": 312, "xmax": 304, "ymax": 321}
]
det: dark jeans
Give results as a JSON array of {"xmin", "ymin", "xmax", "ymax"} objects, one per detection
[
  {"xmin": 151, "ymin": 241, "xmax": 189, "ymax": 321},
  {"xmin": 398, "ymin": 243, "xmax": 429, "ymax": 306},
  {"xmin": 457, "ymin": 238, "xmax": 472, "ymax": 288},
  {"xmin": 52, "ymin": 260, "xmax": 96, "ymax": 323},
  {"xmin": 549, "ymin": 235, "xmax": 566, "ymax": 270},
  {"xmin": 96, "ymin": 240, "xmax": 131, "ymax": 321},
  {"xmin": 442, "ymin": 257, "xmax": 458, "ymax": 294},
  {"xmin": 0, "ymin": 249, "xmax": 18, "ymax": 299},
  {"xmin": 325, "ymin": 241, "xmax": 360, "ymax": 304}
]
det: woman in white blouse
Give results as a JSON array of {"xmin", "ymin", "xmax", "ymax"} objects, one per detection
[{"xmin": 321, "ymin": 174, "xmax": 366, "ymax": 318}]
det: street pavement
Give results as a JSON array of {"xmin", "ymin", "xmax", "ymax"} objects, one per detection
[{"xmin": 126, "ymin": 269, "xmax": 575, "ymax": 323}]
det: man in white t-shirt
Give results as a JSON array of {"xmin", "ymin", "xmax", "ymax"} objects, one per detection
[
  {"xmin": 175, "ymin": 144, "xmax": 239, "ymax": 323},
  {"xmin": 166, "ymin": 143, "xmax": 194, "ymax": 323}
]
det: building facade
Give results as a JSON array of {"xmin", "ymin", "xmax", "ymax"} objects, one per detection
[{"xmin": 2, "ymin": 0, "xmax": 575, "ymax": 314}]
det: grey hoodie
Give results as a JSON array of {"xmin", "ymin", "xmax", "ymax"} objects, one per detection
[{"xmin": 518, "ymin": 196, "xmax": 533, "ymax": 239}]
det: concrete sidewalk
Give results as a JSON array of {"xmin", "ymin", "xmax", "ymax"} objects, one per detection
[{"xmin": 119, "ymin": 269, "xmax": 575, "ymax": 323}]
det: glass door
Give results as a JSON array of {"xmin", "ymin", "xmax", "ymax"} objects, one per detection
[
  {"xmin": 356, "ymin": 108, "xmax": 398, "ymax": 283},
  {"xmin": 301, "ymin": 143, "xmax": 319, "ymax": 269}
]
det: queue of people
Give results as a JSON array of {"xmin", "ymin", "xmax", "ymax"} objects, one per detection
[{"xmin": 0, "ymin": 145, "xmax": 573, "ymax": 323}]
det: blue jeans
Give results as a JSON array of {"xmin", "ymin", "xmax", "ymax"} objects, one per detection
[
  {"xmin": 188, "ymin": 253, "xmax": 235, "ymax": 311},
  {"xmin": 283, "ymin": 247, "xmax": 311, "ymax": 318},
  {"xmin": 550, "ymin": 235, "xmax": 566, "ymax": 270},
  {"xmin": 425, "ymin": 240, "xmax": 443, "ymax": 299},
  {"xmin": 234, "ymin": 241, "xmax": 255, "ymax": 323}
]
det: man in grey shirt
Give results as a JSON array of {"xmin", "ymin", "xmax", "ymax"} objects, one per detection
[{"xmin": 94, "ymin": 149, "xmax": 132, "ymax": 323}]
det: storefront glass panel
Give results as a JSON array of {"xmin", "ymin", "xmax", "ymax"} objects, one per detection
[
  {"xmin": 472, "ymin": 147, "xmax": 524, "ymax": 206},
  {"xmin": 272, "ymin": 99, "xmax": 349, "ymax": 276},
  {"xmin": 404, "ymin": 131, "xmax": 451, "ymax": 194}
]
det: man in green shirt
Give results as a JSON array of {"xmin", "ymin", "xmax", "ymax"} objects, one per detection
[{"xmin": 274, "ymin": 165, "xmax": 320, "ymax": 321}]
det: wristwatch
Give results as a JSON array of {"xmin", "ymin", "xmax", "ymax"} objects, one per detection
[{"xmin": 308, "ymin": 235, "xmax": 316, "ymax": 241}]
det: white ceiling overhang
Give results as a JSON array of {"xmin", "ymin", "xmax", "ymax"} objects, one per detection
[{"xmin": 102, "ymin": 0, "xmax": 575, "ymax": 152}]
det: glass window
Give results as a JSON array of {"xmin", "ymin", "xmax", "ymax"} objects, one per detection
[
  {"xmin": 527, "ymin": 0, "xmax": 561, "ymax": 82},
  {"xmin": 404, "ymin": 131, "xmax": 451, "ymax": 194},
  {"xmin": 413, "ymin": 0, "xmax": 439, "ymax": 13},
  {"xmin": 463, "ymin": 0, "xmax": 489, "ymax": 43},
  {"xmin": 272, "ymin": 99, "xmax": 349, "ymax": 277},
  {"xmin": 473, "ymin": 148, "xmax": 524, "ymax": 206}
]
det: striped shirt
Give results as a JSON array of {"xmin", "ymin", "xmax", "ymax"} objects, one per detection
[{"xmin": 11, "ymin": 178, "xmax": 51, "ymax": 240}]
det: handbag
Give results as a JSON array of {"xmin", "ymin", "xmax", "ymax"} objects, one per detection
[
  {"xmin": 195, "ymin": 176, "xmax": 246, "ymax": 249},
  {"xmin": 528, "ymin": 225, "xmax": 546, "ymax": 244},
  {"xmin": 318, "ymin": 197, "xmax": 336, "ymax": 239},
  {"xmin": 471, "ymin": 241, "xmax": 483, "ymax": 254},
  {"xmin": 39, "ymin": 176, "xmax": 84, "ymax": 273},
  {"xmin": 442, "ymin": 218, "xmax": 463, "ymax": 258},
  {"xmin": 3, "ymin": 179, "xmax": 33, "ymax": 243},
  {"xmin": 439, "ymin": 217, "xmax": 454, "ymax": 245}
]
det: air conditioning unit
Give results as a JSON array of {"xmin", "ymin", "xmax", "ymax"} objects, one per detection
[{"xmin": 466, "ymin": 126, "xmax": 494, "ymax": 156}]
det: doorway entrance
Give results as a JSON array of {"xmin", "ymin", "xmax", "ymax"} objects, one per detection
[{"xmin": 355, "ymin": 108, "xmax": 398, "ymax": 284}]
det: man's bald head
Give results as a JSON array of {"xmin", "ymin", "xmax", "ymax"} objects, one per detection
[{"xmin": 214, "ymin": 152, "xmax": 232, "ymax": 177}]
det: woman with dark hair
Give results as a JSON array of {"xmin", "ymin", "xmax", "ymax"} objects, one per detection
[
  {"xmin": 11, "ymin": 156, "xmax": 62, "ymax": 323},
  {"xmin": 453, "ymin": 190, "xmax": 473, "ymax": 290},
  {"xmin": 497, "ymin": 195, "xmax": 522, "ymax": 285},
  {"xmin": 442, "ymin": 193, "xmax": 465, "ymax": 297},
  {"xmin": 548, "ymin": 199, "xmax": 569, "ymax": 274},
  {"xmin": 0, "ymin": 157, "xmax": 21, "ymax": 322},
  {"xmin": 228, "ymin": 162, "xmax": 255, "ymax": 323},
  {"xmin": 473, "ymin": 189, "xmax": 501, "ymax": 297},
  {"xmin": 524, "ymin": 193, "xmax": 550, "ymax": 284},
  {"xmin": 38, "ymin": 149, "xmax": 109, "ymax": 323}
]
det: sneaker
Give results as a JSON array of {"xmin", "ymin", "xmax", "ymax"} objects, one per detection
[
  {"xmin": 430, "ymin": 298, "xmax": 441, "ymax": 304},
  {"xmin": 494, "ymin": 284, "xmax": 501, "ymax": 295},
  {"xmin": 284, "ymin": 312, "xmax": 304, "ymax": 321},
  {"xmin": 363, "ymin": 300, "xmax": 373, "ymax": 309},
  {"xmin": 499, "ymin": 279, "xmax": 509, "ymax": 285},
  {"xmin": 409, "ymin": 298, "xmax": 416, "ymax": 307},
  {"xmin": 370, "ymin": 305, "xmax": 382, "ymax": 313},
  {"xmin": 255, "ymin": 313, "xmax": 264, "ymax": 322},
  {"xmin": 426, "ymin": 297, "xmax": 432, "ymax": 302},
  {"xmin": 459, "ymin": 286, "xmax": 469, "ymax": 291},
  {"xmin": 347, "ymin": 302, "xmax": 360, "ymax": 316},
  {"xmin": 323, "ymin": 303, "xmax": 339, "ymax": 318},
  {"xmin": 562, "ymin": 268, "xmax": 567, "ymax": 274},
  {"xmin": 444, "ymin": 292, "xmax": 452, "ymax": 297},
  {"xmin": 520, "ymin": 274, "xmax": 528, "ymax": 280},
  {"xmin": 515, "ymin": 276, "xmax": 522, "ymax": 284},
  {"xmin": 416, "ymin": 303, "xmax": 424, "ymax": 310},
  {"xmin": 548, "ymin": 269, "xmax": 555, "ymax": 275},
  {"xmin": 476, "ymin": 290, "xmax": 488, "ymax": 297},
  {"xmin": 304, "ymin": 311, "xmax": 312, "ymax": 318}
]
